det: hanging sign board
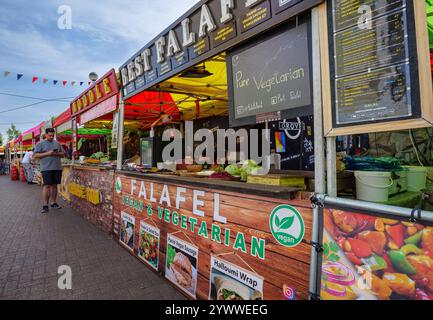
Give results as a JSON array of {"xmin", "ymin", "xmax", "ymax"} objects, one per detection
[
  {"xmin": 322, "ymin": 0, "xmax": 433, "ymax": 136},
  {"xmin": 227, "ymin": 18, "xmax": 312, "ymax": 127},
  {"xmin": 78, "ymin": 95, "xmax": 118, "ymax": 125},
  {"xmin": 119, "ymin": 0, "xmax": 323, "ymax": 99},
  {"xmin": 70, "ymin": 69, "xmax": 119, "ymax": 117}
]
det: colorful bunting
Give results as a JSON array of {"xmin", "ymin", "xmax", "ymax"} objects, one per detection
[{"xmin": 3, "ymin": 70, "xmax": 93, "ymax": 87}]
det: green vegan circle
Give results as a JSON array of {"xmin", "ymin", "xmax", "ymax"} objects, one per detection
[{"xmin": 270, "ymin": 205, "xmax": 305, "ymax": 248}]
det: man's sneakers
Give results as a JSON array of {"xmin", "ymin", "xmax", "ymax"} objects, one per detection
[
  {"xmin": 41, "ymin": 203, "xmax": 62, "ymax": 214},
  {"xmin": 50, "ymin": 203, "xmax": 62, "ymax": 210}
]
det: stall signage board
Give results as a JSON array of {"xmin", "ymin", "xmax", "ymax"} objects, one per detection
[
  {"xmin": 112, "ymin": 174, "xmax": 313, "ymax": 300},
  {"xmin": 79, "ymin": 95, "xmax": 118, "ymax": 125},
  {"xmin": 320, "ymin": 207, "xmax": 433, "ymax": 300},
  {"xmin": 70, "ymin": 69, "xmax": 119, "ymax": 117},
  {"xmin": 119, "ymin": 0, "xmax": 323, "ymax": 99},
  {"xmin": 228, "ymin": 20, "xmax": 311, "ymax": 127},
  {"xmin": 323, "ymin": 0, "xmax": 433, "ymax": 136}
]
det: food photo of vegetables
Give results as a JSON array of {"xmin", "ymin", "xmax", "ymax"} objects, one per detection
[
  {"xmin": 138, "ymin": 231, "xmax": 159, "ymax": 269},
  {"xmin": 322, "ymin": 209, "xmax": 433, "ymax": 300}
]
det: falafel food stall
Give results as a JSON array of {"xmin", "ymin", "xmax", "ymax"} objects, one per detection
[
  {"xmin": 55, "ymin": 68, "xmax": 120, "ymax": 233},
  {"xmin": 112, "ymin": 0, "xmax": 325, "ymax": 300}
]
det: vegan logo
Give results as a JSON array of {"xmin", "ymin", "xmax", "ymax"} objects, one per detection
[
  {"xmin": 270, "ymin": 205, "xmax": 305, "ymax": 247},
  {"xmin": 115, "ymin": 177, "xmax": 122, "ymax": 194}
]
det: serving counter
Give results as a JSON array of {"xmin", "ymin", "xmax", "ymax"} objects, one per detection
[
  {"xmin": 60, "ymin": 164, "xmax": 115, "ymax": 233},
  {"xmin": 113, "ymin": 170, "xmax": 313, "ymax": 300}
]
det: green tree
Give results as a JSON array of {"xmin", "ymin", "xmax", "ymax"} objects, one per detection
[
  {"xmin": 7, "ymin": 124, "xmax": 21, "ymax": 141},
  {"xmin": 0, "ymin": 133, "xmax": 3, "ymax": 146}
]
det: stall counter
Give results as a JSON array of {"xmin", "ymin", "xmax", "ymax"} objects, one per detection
[
  {"xmin": 60, "ymin": 164, "xmax": 115, "ymax": 233},
  {"xmin": 113, "ymin": 171, "xmax": 313, "ymax": 300}
]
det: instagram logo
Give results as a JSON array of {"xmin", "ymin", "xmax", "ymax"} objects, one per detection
[{"xmin": 283, "ymin": 284, "xmax": 295, "ymax": 300}]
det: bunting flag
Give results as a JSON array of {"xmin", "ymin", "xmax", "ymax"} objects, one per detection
[{"xmin": 2, "ymin": 69, "xmax": 94, "ymax": 87}]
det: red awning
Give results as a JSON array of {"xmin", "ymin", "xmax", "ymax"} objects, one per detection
[
  {"xmin": 53, "ymin": 108, "xmax": 72, "ymax": 128},
  {"xmin": 124, "ymin": 91, "xmax": 180, "ymax": 129}
]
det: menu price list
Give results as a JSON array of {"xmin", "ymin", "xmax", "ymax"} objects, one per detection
[
  {"xmin": 334, "ymin": 10, "xmax": 407, "ymax": 76},
  {"xmin": 333, "ymin": 0, "xmax": 404, "ymax": 31},
  {"xmin": 335, "ymin": 63, "xmax": 412, "ymax": 124}
]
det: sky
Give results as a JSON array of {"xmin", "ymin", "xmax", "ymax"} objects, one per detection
[{"xmin": 0, "ymin": 0, "xmax": 199, "ymax": 144}]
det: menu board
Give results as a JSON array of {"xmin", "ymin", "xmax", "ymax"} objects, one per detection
[
  {"xmin": 228, "ymin": 19, "xmax": 312, "ymax": 126},
  {"xmin": 329, "ymin": 0, "xmax": 419, "ymax": 127}
]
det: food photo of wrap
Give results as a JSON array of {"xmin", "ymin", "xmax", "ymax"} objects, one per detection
[{"xmin": 214, "ymin": 276, "xmax": 251, "ymax": 300}]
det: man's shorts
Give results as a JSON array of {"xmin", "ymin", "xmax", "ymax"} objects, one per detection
[{"xmin": 42, "ymin": 170, "xmax": 63, "ymax": 186}]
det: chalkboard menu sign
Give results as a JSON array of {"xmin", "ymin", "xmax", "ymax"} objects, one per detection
[
  {"xmin": 227, "ymin": 17, "xmax": 313, "ymax": 127},
  {"xmin": 323, "ymin": 0, "xmax": 433, "ymax": 135}
]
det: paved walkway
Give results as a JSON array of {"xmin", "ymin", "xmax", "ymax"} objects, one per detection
[{"xmin": 0, "ymin": 176, "xmax": 185, "ymax": 300}]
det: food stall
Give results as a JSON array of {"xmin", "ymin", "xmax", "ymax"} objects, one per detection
[
  {"xmin": 55, "ymin": 68, "xmax": 120, "ymax": 233},
  {"xmin": 112, "ymin": 0, "xmax": 328, "ymax": 300},
  {"xmin": 306, "ymin": 0, "xmax": 433, "ymax": 301}
]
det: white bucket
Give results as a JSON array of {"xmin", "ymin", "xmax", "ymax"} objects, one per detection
[
  {"xmin": 403, "ymin": 166, "xmax": 427, "ymax": 192},
  {"xmin": 355, "ymin": 171, "xmax": 393, "ymax": 203}
]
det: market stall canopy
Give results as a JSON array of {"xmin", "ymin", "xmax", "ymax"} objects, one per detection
[
  {"xmin": 57, "ymin": 128, "xmax": 112, "ymax": 142},
  {"xmin": 149, "ymin": 53, "xmax": 228, "ymax": 121},
  {"xmin": 53, "ymin": 108, "xmax": 72, "ymax": 134},
  {"xmin": 21, "ymin": 121, "xmax": 45, "ymax": 142},
  {"xmin": 119, "ymin": 91, "xmax": 179, "ymax": 130}
]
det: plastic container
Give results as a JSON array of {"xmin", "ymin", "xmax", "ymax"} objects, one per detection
[
  {"xmin": 403, "ymin": 166, "xmax": 427, "ymax": 192},
  {"xmin": 355, "ymin": 171, "xmax": 393, "ymax": 203},
  {"xmin": 389, "ymin": 170, "xmax": 408, "ymax": 195}
]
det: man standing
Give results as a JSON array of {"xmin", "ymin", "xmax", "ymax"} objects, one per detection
[
  {"xmin": 22, "ymin": 148, "xmax": 35, "ymax": 184},
  {"xmin": 34, "ymin": 128, "xmax": 65, "ymax": 213}
]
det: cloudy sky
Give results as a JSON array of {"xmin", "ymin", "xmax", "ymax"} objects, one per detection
[{"xmin": 0, "ymin": 0, "xmax": 199, "ymax": 143}]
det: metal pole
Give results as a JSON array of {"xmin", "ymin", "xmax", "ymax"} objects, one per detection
[
  {"xmin": 326, "ymin": 137, "xmax": 337, "ymax": 197},
  {"xmin": 309, "ymin": 4, "xmax": 325, "ymax": 300},
  {"xmin": 116, "ymin": 92, "xmax": 125, "ymax": 171}
]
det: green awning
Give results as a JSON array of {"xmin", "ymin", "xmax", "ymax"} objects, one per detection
[
  {"xmin": 59, "ymin": 128, "xmax": 112, "ymax": 136},
  {"xmin": 427, "ymin": 0, "xmax": 433, "ymax": 48}
]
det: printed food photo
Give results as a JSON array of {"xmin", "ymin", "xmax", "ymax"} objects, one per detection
[{"xmin": 321, "ymin": 209, "xmax": 433, "ymax": 300}]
